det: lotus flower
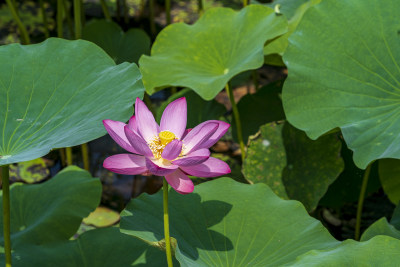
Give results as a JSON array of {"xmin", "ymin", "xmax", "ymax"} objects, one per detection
[{"xmin": 103, "ymin": 97, "xmax": 231, "ymax": 194}]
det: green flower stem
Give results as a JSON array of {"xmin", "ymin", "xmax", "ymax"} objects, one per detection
[
  {"xmin": 123, "ymin": 0, "xmax": 129, "ymax": 24},
  {"xmin": 6, "ymin": 0, "xmax": 30, "ymax": 44},
  {"xmin": 149, "ymin": 0, "xmax": 156, "ymax": 37},
  {"xmin": 100, "ymin": 0, "xmax": 111, "ymax": 20},
  {"xmin": 355, "ymin": 163, "xmax": 372, "ymax": 241},
  {"xmin": 116, "ymin": 0, "xmax": 121, "ymax": 21},
  {"xmin": 63, "ymin": 0, "xmax": 74, "ymax": 37},
  {"xmin": 225, "ymin": 83, "xmax": 246, "ymax": 162},
  {"xmin": 66, "ymin": 147, "xmax": 73, "ymax": 165},
  {"xmin": 74, "ymin": 0, "xmax": 82, "ymax": 39},
  {"xmin": 57, "ymin": 0, "xmax": 64, "ymax": 38},
  {"xmin": 59, "ymin": 148, "xmax": 66, "ymax": 167},
  {"xmin": 166, "ymin": 0, "xmax": 171, "ymax": 25},
  {"xmin": 163, "ymin": 179, "xmax": 173, "ymax": 267},
  {"xmin": 82, "ymin": 143, "xmax": 90, "ymax": 171},
  {"xmin": 39, "ymin": 0, "xmax": 49, "ymax": 38},
  {"xmin": 2, "ymin": 165, "xmax": 12, "ymax": 267},
  {"xmin": 198, "ymin": 0, "xmax": 204, "ymax": 16},
  {"xmin": 243, "ymin": 0, "xmax": 248, "ymax": 7},
  {"xmin": 73, "ymin": 0, "xmax": 90, "ymax": 167},
  {"xmin": 252, "ymin": 70, "xmax": 259, "ymax": 91}
]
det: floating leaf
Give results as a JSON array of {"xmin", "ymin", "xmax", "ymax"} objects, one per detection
[
  {"xmin": 9, "ymin": 158, "xmax": 49, "ymax": 183},
  {"xmin": 120, "ymin": 178, "xmax": 340, "ymax": 266},
  {"xmin": 379, "ymin": 159, "xmax": 400, "ymax": 205},
  {"xmin": 140, "ymin": 5, "xmax": 287, "ymax": 100},
  {"xmin": 156, "ymin": 88, "xmax": 226, "ymax": 129},
  {"xmin": 83, "ymin": 206, "xmax": 121, "ymax": 228},
  {"xmin": 243, "ymin": 122, "xmax": 343, "ymax": 211},
  {"xmin": 82, "ymin": 19, "xmax": 151, "ymax": 64},
  {"xmin": 282, "ymin": 0, "xmax": 400, "ymax": 168},
  {"xmin": 0, "ymin": 38, "xmax": 144, "ymax": 165}
]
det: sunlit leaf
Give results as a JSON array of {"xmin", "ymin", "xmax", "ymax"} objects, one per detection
[
  {"xmin": 120, "ymin": 178, "xmax": 340, "ymax": 266},
  {"xmin": 292, "ymin": 236, "xmax": 400, "ymax": 266},
  {"xmin": 140, "ymin": 5, "xmax": 287, "ymax": 100},
  {"xmin": 282, "ymin": 0, "xmax": 400, "ymax": 168},
  {"xmin": 0, "ymin": 38, "xmax": 144, "ymax": 165},
  {"xmin": 263, "ymin": 0, "xmax": 321, "ymax": 66}
]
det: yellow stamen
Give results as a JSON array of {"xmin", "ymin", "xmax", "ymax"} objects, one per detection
[{"xmin": 159, "ymin": 130, "xmax": 176, "ymax": 146}]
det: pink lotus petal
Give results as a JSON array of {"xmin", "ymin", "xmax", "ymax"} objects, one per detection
[
  {"xmin": 180, "ymin": 157, "xmax": 231, "ymax": 177},
  {"xmin": 103, "ymin": 154, "xmax": 147, "ymax": 175},
  {"xmin": 165, "ymin": 169, "xmax": 194, "ymax": 194},
  {"xmin": 182, "ymin": 122, "xmax": 218, "ymax": 154},
  {"xmin": 124, "ymin": 126, "xmax": 154, "ymax": 158},
  {"xmin": 146, "ymin": 157, "xmax": 179, "ymax": 176},
  {"xmin": 103, "ymin": 120, "xmax": 139, "ymax": 154},
  {"xmin": 135, "ymin": 98, "xmax": 159, "ymax": 143},
  {"xmin": 196, "ymin": 120, "xmax": 230, "ymax": 149},
  {"xmin": 181, "ymin": 128, "xmax": 192, "ymax": 139},
  {"xmin": 127, "ymin": 115, "xmax": 138, "ymax": 132},
  {"xmin": 172, "ymin": 148, "xmax": 210, "ymax": 166},
  {"xmin": 162, "ymin": 139, "xmax": 183, "ymax": 161},
  {"xmin": 160, "ymin": 97, "xmax": 187, "ymax": 139}
]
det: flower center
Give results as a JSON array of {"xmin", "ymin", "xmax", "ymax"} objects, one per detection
[
  {"xmin": 159, "ymin": 130, "xmax": 176, "ymax": 146},
  {"xmin": 148, "ymin": 130, "xmax": 178, "ymax": 159}
]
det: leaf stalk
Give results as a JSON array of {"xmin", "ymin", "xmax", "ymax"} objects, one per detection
[
  {"xmin": 226, "ymin": 83, "xmax": 246, "ymax": 162},
  {"xmin": 355, "ymin": 163, "xmax": 372, "ymax": 240},
  {"xmin": 2, "ymin": 165, "xmax": 12, "ymax": 267},
  {"xmin": 5, "ymin": 0, "xmax": 30, "ymax": 44},
  {"xmin": 163, "ymin": 179, "xmax": 173, "ymax": 267}
]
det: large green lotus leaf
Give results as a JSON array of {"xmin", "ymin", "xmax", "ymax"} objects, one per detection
[
  {"xmin": 263, "ymin": 0, "xmax": 321, "ymax": 66},
  {"xmin": 232, "ymin": 81, "xmax": 285, "ymax": 143},
  {"xmin": 139, "ymin": 5, "xmax": 287, "ymax": 100},
  {"xmin": 282, "ymin": 0, "xmax": 400, "ymax": 169},
  {"xmin": 4, "ymin": 227, "xmax": 173, "ymax": 267},
  {"xmin": 156, "ymin": 88, "xmax": 226, "ymax": 129},
  {"xmin": 265, "ymin": 0, "xmax": 309, "ymax": 19},
  {"xmin": 82, "ymin": 19, "xmax": 151, "ymax": 64},
  {"xmin": 0, "ymin": 166, "xmax": 101, "ymax": 248},
  {"xmin": 379, "ymin": 159, "xmax": 400, "ymax": 205},
  {"xmin": 120, "ymin": 178, "xmax": 340, "ymax": 266},
  {"xmin": 292, "ymin": 236, "xmax": 400, "ymax": 266},
  {"xmin": 360, "ymin": 218, "xmax": 400, "ymax": 242},
  {"xmin": 0, "ymin": 38, "xmax": 144, "ymax": 165},
  {"xmin": 243, "ymin": 122, "xmax": 343, "ymax": 211}
]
